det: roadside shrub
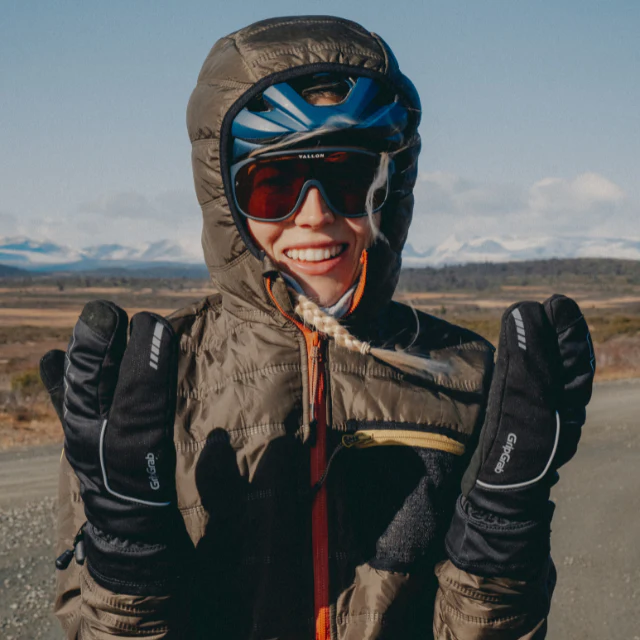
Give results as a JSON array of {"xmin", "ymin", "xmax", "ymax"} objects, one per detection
[
  {"xmin": 10, "ymin": 369, "xmax": 44, "ymax": 400},
  {"xmin": 0, "ymin": 325, "xmax": 73, "ymax": 345}
]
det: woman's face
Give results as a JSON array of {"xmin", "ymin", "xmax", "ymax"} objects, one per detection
[{"xmin": 247, "ymin": 188, "xmax": 378, "ymax": 307}]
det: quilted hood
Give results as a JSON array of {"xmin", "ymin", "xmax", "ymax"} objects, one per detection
[{"xmin": 186, "ymin": 15, "xmax": 421, "ymax": 320}]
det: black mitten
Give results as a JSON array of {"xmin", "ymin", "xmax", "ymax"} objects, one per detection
[
  {"xmin": 445, "ymin": 294, "xmax": 595, "ymax": 577},
  {"xmin": 40, "ymin": 300, "xmax": 192, "ymax": 594}
]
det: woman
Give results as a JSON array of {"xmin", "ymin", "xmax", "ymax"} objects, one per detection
[{"xmin": 43, "ymin": 15, "xmax": 594, "ymax": 639}]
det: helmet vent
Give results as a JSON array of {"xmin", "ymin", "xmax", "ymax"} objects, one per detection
[
  {"xmin": 245, "ymin": 93, "xmax": 273, "ymax": 113},
  {"xmin": 291, "ymin": 73, "xmax": 354, "ymax": 106}
]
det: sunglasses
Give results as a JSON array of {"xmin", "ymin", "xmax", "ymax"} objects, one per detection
[{"xmin": 230, "ymin": 148, "xmax": 393, "ymax": 222}]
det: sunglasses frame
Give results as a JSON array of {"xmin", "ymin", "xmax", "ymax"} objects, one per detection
[{"xmin": 230, "ymin": 147, "xmax": 394, "ymax": 223}]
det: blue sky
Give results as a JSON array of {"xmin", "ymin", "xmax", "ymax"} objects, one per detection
[{"xmin": 1, "ymin": 0, "xmax": 638, "ymax": 256}]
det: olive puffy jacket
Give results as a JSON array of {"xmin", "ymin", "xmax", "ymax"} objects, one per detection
[{"xmin": 54, "ymin": 15, "xmax": 556, "ymax": 640}]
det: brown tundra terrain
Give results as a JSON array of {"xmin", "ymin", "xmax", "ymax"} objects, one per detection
[{"xmin": 1, "ymin": 261, "xmax": 639, "ymax": 639}]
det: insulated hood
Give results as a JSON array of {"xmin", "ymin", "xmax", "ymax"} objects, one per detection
[{"xmin": 187, "ymin": 15, "xmax": 421, "ymax": 321}]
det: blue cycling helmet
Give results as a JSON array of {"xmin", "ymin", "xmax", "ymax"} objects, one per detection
[{"xmin": 231, "ymin": 74, "xmax": 409, "ymax": 161}]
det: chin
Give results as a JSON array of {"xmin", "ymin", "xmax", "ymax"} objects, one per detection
[{"xmin": 301, "ymin": 279, "xmax": 351, "ymax": 308}]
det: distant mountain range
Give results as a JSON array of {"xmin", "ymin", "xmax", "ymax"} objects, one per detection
[
  {"xmin": 0, "ymin": 237, "xmax": 203, "ymax": 272},
  {"xmin": 403, "ymin": 235, "xmax": 640, "ymax": 267},
  {"xmin": 2, "ymin": 234, "xmax": 640, "ymax": 274}
]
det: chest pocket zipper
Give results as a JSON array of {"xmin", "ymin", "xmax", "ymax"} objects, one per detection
[
  {"xmin": 346, "ymin": 430, "xmax": 465, "ymax": 454},
  {"xmin": 311, "ymin": 429, "xmax": 466, "ymax": 496}
]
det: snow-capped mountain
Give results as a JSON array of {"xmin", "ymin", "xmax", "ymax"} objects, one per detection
[
  {"xmin": 0, "ymin": 237, "xmax": 86, "ymax": 266},
  {"xmin": 0, "ymin": 236, "xmax": 202, "ymax": 270},
  {"xmin": 403, "ymin": 235, "xmax": 640, "ymax": 267},
  {"xmin": 2, "ymin": 234, "xmax": 640, "ymax": 272}
]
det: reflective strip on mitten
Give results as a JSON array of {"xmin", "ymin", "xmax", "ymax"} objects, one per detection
[
  {"xmin": 446, "ymin": 294, "xmax": 595, "ymax": 577},
  {"xmin": 41, "ymin": 300, "xmax": 191, "ymax": 595},
  {"xmin": 60, "ymin": 301, "xmax": 179, "ymax": 536}
]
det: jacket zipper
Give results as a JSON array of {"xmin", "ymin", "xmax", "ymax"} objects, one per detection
[
  {"xmin": 264, "ymin": 279, "xmax": 331, "ymax": 640},
  {"xmin": 307, "ymin": 332, "xmax": 331, "ymax": 640}
]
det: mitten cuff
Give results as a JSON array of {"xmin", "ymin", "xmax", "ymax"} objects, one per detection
[
  {"xmin": 84, "ymin": 523, "xmax": 193, "ymax": 596},
  {"xmin": 445, "ymin": 496, "xmax": 554, "ymax": 579}
]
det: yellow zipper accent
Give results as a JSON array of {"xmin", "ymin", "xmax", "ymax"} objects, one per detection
[{"xmin": 342, "ymin": 430, "xmax": 465, "ymax": 456}]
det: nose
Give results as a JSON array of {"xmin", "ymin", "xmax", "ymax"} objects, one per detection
[{"xmin": 293, "ymin": 186, "xmax": 335, "ymax": 228}]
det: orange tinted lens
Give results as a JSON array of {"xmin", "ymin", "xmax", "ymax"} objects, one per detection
[
  {"xmin": 318, "ymin": 152, "xmax": 384, "ymax": 215},
  {"xmin": 234, "ymin": 151, "xmax": 383, "ymax": 219},
  {"xmin": 235, "ymin": 157, "xmax": 306, "ymax": 219}
]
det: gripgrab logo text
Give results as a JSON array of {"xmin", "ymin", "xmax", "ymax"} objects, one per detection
[
  {"xmin": 146, "ymin": 452, "xmax": 160, "ymax": 490},
  {"xmin": 297, "ymin": 153, "xmax": 325, "ymax": 159},
  {"xmin": 494, "ymin": 433, "xmax": 517, "ymax": 474}
]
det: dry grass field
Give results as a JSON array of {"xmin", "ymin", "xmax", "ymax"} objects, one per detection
[
  {"xmin": 0, "ymin": 282, "xmax": 211, "ymax": 450},
  {"xmin": 395, "ymin": 286, "xmax": 640, "ymax": 381},
  {"xmin": 1, "ymin": 277, "xmax": 639, "ymax": 450}
]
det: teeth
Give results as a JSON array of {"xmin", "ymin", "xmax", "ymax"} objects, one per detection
[{"xmin": 285, "ymin": 245, "xmax": 343, "ymax": 262}]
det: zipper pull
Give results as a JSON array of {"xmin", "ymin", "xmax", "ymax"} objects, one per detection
[
  {"xmin": 55, "ymin": 522, "xmax": 86, "ymax": 570},
  {"xmin": 309, "ymin": 340, "xmax": 321, "ymax": 423},
  {"xmin": 310, "ymin": 433, "xmax": 374, "ymax": 499},
  {"xmin": 311, "ymin": 343, "xmax": 321, "ymax": 370},
  {"xmin": 74, "ymin": 533, "xmax": 86, "ymax": 566},
  {"xmin": 342, "ymin": 432, "xmax": 374, "ymax": 448},
  {"xmin": 55, "ymin": 548, "xmax": 74, "ymax": 571}
]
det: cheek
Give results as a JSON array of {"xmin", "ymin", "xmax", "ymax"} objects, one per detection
[
  {"xmin": 246, "ymin": 219, "xmax": 281, "ymax": 257},
  {"xmin": 346, "ymin": 215, "xmax": 379, "ymax": 248}
]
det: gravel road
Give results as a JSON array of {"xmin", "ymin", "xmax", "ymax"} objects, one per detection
[
  {"xmin": 1, "ymin": 380, "xmax": 639, "ymax": 639},
  {"xmin": 548, "ymin": 378, "xmax": 640, "ymax": 640},
  {"xmin": 0, "ymin": 445, "xmax": 61, "ymax": 640}
]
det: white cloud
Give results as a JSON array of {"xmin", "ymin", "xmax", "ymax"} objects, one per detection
[
  {"xmin": 79, "ymin": 192, "xmax": 153, "ymax": 219},
  {"xmin": 528, "ymin": 172, "xmax": 625, "ymax": 214},
  {"xmin": 56, "ymin": 189, "xmax": 203, "ymax": 253},
  {"xmin": 409, "ymin": 171, "xmax": 636, "ymax": 251},
  {"xmin": 417, "ymin": 172, "xmax": 526, "ymax": 215},
  {"xmin": 0, "ymin": 211, "xmax": 67, "ymax": 245},
  {"xmin": 0, "ymin": 211, "xmax": 18, "ymax": 235},
  {"xmin": 77, "ymin": 190, "xmax": 200, "ymax": 222}
]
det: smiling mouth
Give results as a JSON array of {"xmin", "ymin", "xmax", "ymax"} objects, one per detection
[{"xmin": 284, "ymin": 244, "xmax": 347, "ymax": 263}]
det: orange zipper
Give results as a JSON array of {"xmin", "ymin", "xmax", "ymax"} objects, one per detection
[
  {"xmin": 344, "ymin": 249, "xmax": 368, "ymax": 318},
  {"xmin": 265, "ymin": 278, "xmax": 331, "ymax": 640},
  {"xmin": 308, "ymin": 332, "xmax": 330, "ymax": 640},
  {"xmin": 309, "ymin": 250, "xmax": 368, "ymax": 639}
]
